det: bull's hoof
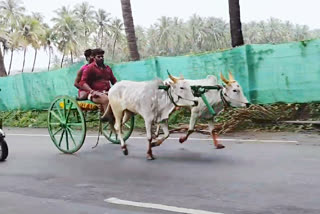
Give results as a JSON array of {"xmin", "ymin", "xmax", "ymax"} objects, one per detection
[
  {"xmin": 122, "ymin": 149, "xmax": 129, "ymax": 156},
  {"xmin": 147, "ymin": 155, "xmax": 156, "ymax": 160},
  {"xmin": 216, "ymin": 144, "xmax": 225, "ymax": 149},
  {"xmin": 122, "ymin": 146, "xmax": 129, "ymax": 156},
  {"xmin": 179, "ymin": 136, "xmax": 187, "ymax": 144}
]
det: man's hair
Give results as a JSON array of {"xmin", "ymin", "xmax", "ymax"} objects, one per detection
[
  {"xmin": 92, "ymin": 48, "xmax": 105, "ymax": 56},
  {"xmin": 84, "ymin": 49, "xmax": 92, "ymax": 58}
]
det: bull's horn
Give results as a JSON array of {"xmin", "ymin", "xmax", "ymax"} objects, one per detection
[
  {"xmin": 228, "ymin": 71, "xmax": 235, "ymax": 81},
  {"xmin": 220, "ymin": 72, "xmax": 229, "ymax": 85},
  {"xmin": 167, "ymin": 70, "xmax": 178, "ymax": 83}
]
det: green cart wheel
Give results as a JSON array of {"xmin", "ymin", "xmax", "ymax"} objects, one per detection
[
  {"xmin": 48, "ymin": 96, "xmax": 86, "ymax": 154},
  {"xmin": 102, "ymin": 115, "xmax": 135, "ymax": 144}
]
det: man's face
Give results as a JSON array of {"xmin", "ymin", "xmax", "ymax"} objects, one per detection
[{"xmin": 95, "ymin": 54, "xmax": 104, "ymax": 66}]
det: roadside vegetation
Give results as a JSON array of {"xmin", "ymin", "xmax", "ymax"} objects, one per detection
[{"xmin": 1, "ymin": 103, "xmax": 319, "ymax": 134}]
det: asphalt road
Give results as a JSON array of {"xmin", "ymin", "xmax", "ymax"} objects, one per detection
[{"xmin": 0, "ymin": 128, "xmax": 320, "ymax": 214}]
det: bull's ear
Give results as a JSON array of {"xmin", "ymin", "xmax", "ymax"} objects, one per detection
[
  {"xmin": 220, "ymin": 72, "xmax": 229, "ymax": 85},
  {"xmin": 179, "ymin": 74, "xmax": 184, "ymax": 80},
  {"xmin": 228, "ymin": 71, "xmax": 235, "ymax": 81}
]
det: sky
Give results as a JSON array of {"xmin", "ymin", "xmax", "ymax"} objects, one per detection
[{"xmin": 6, "ymin": 0, "xmax": 320, "ymax": 73}]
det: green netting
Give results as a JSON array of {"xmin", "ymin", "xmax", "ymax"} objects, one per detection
[
  {"xmin": 0, "ymin": 39, "xmax": 320, "ymax": 111},
  {"xmin": 0, "ymin": 63, "xmax": 82, "ymax": 111}
]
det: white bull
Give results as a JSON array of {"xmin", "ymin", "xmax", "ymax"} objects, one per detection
[
  {"xmin": 162, "ymin": 72, "xmax": 250, "ymax": 149},
  {"xmin": 107, "ymin": 75, "xmax": 198, "ymax": 160}
]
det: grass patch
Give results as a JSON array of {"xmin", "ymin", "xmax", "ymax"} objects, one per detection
[{"xmin": 1, "ymin": 103, "xmax": 320, "ymax": 133}]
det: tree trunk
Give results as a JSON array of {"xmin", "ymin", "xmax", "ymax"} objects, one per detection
[
  {"xmin": 21, "ymin": 47, "xmax": 27, "ymax": 73},
  {"xmin": 8, "ymin": 48, "xmax": 14, "ymax": 75},
  {"xmin": 112, "ymin": 38, "xmax": 117, "ymax": 60},
  {"xmin": 100, "ymin": 30, "xmax": 104, "ymax": 48},
  {"xmin": 228, "ymin": 0, "xmax": 244, "ymax": 47},
  {"xmin": 60, "ymin": 52, "xmax": 65, "ymax": 68},
  {"xmin": 0, "ymin": 47, "xmax": 7, "ymax": 77},
  {"xmin": 70, "ymin": 51, "xmax": 73, "ymax": 64},
  {"xmin": 120, "ymin": 0, "xmax": 140, "ymax": 61},
  {"xmin": 48, "ymin": 48, "xmax": 51, "ymax": 71},
  {"xmin": 31, "ymin": 49, "xmax": 37, "ymax": 72}
]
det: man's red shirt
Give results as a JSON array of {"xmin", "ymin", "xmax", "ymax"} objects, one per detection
[{"xmin": 80, "ymin": 62, "xmax": 117, "ymax": 92}]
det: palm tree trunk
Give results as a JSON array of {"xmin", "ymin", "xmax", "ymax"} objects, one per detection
[
  {"xmin": 120, "ymin": 0, "xmax": 140, "ymax": 61},
  {"xmin": 8, "ymin": 48, "xmax": 14, "ymax": 75},
  {"xmin": 112, "ymin": 38, "xmax": 117, "ymax": 59},
  {"xmin": 60, "ymin": 52, "xmax": 65, "ymax": 68},
  {"xmin": 21, "ymin": 47, "xmax": 27, "ymax": 73},
  {"xmin": 228, "ymin": 0, "xmax": 244, "ymax": 47},
  {"xmin": 0, "ymin": 47, "xmax": 7, "ymax": 77},
  {"xmin": 31, "ymin": 49, "xmax": 38, "ymax": 72},
  {"xmin": 100, "ymin": 30, "xmax": 104, "ymax": 47},
  {"xmin": 70, "ymin": 51, "xmax": 73, "ymax": 64},
  {"xmin": 48, "ymin": 48, "xmax": 51, "ymax": 71}
]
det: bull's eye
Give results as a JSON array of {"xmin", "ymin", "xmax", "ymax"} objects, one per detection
[
  {"xmin": 233, "ymin": 89, "xmax": 237, "ymax": 92},
  {"xmin": 180, "ymin": 87, "xmax": 185, "ymax": 90}
]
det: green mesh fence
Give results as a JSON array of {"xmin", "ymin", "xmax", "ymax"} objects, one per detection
[{"xmin": 0, "ymin": 39, "xmax": 319, "ymax": 111}]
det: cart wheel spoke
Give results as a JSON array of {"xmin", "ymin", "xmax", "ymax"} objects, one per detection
[
  {"xmin": 65, "ymin": 129, "xmax": 69, "ymax": 150},
  {"xmin": 58, "ymin": 129, "xmax": 66, "ymax": 147},
  {"xmin": 65, "ymin": 102, "xmax": 73, "ymax": 122},
  {"xmin": 52, "ymin": 127, "xmax": 63, "ymax": 136},
  {"xmin": 67, "ymin": 127, "xmax": 77, "ymax": 147},
  {"xmin": 50, "ymin": 111, "xmax": 63, "ymax": 123}
]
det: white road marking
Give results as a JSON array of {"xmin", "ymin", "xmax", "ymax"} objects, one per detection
[
  {"xmin": 105, "ymin": 197, "xmax": 224, "ymax": 214},
  {"xmin": 6, "ymin": 133, "xmax": 298, "ymax": 143}
]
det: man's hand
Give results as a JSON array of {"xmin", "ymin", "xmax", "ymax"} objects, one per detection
[{"xmin": 90, "ymin": 90, "xmax": 101, "ymax": 98}]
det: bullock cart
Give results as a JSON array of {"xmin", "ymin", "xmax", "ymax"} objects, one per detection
[
  {"xmin": 47, "ymin": 96, "xmax": 134, "ymax": 154},
  {"xmin": 47, "ymin": 85, "xmax": 220, "ymax": 154}
]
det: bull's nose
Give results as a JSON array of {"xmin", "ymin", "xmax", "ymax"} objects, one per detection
[
  {"xmin": 194, "ymin": 101, "xmax": 199, "ymax": 106},
  {"xmin": 245, "ymin": 103, "xmax": 251, "ymax": 107}
]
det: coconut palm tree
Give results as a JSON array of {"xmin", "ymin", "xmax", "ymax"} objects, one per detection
[
  {"xmin": 0, "ymin": 0, "xmax": 25, "ymax": 76},
  {"xmin": 52, "ymin": 6, "xmax": 82, "ymax": 67},
  {"xmin": 120, "ymin": 0, "xmax": 140, "ymax": 61},
  {"xmin": 146, "ymin": 25, "xmax": 159, "ymax": 56},
  {"xmin": 186, "ymin": 14, "xmax": 207, "ymax": 52},
  {"xmin": 155, "ymin": 16, "xmax": 173, "ymax": 55},
  {"xmin": 43, "ymin": 27, "xmax": 56, "ymax": 71},
  {"xmin": 0, "ymin": 0, "xmax": 25, "ymax": 31},
  {"xmin": 74, "ymin": 2, "xmax": 95, "ymax": 46},
  {"xmin": 94, "ymin": 8, "xmax": 111, "ymax": 48},
  {"xmin": 7, "ymin": 31, "xmax": 20, "ymax": 75},
  {"xmin": 228, "ymin": 0, "xmax": 244, "ymax": 47},
  {"xmin": 18, "ymin": 16, "xmax": 45, "ymax": 72},
  {"xmin": 204, "ymin": 17, "xmax": 230, "ymax": 50},
  {"xmin": 0, "ymin": 26, "xmax": 8, "ymax": 76},
  {"xmin": 109, "ymin": 18, "xmax": 124, "ymax": 59},
  {"xmin": 170, "ymin": 17, "xmax": 186, "ymax": 55}
]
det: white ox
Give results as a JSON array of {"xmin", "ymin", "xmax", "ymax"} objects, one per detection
[
  {"xmin": 162, "ymin": 72, "xmax": 250, "ymax": 149},
  {"xmin": 107, "ymin": 75, "xmax": 198, "ymax": 160}
]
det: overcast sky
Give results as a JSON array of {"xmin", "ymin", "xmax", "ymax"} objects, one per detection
[{"xmin": 7, "ymin": 0, "xmax": 320, "ymax": 73}]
